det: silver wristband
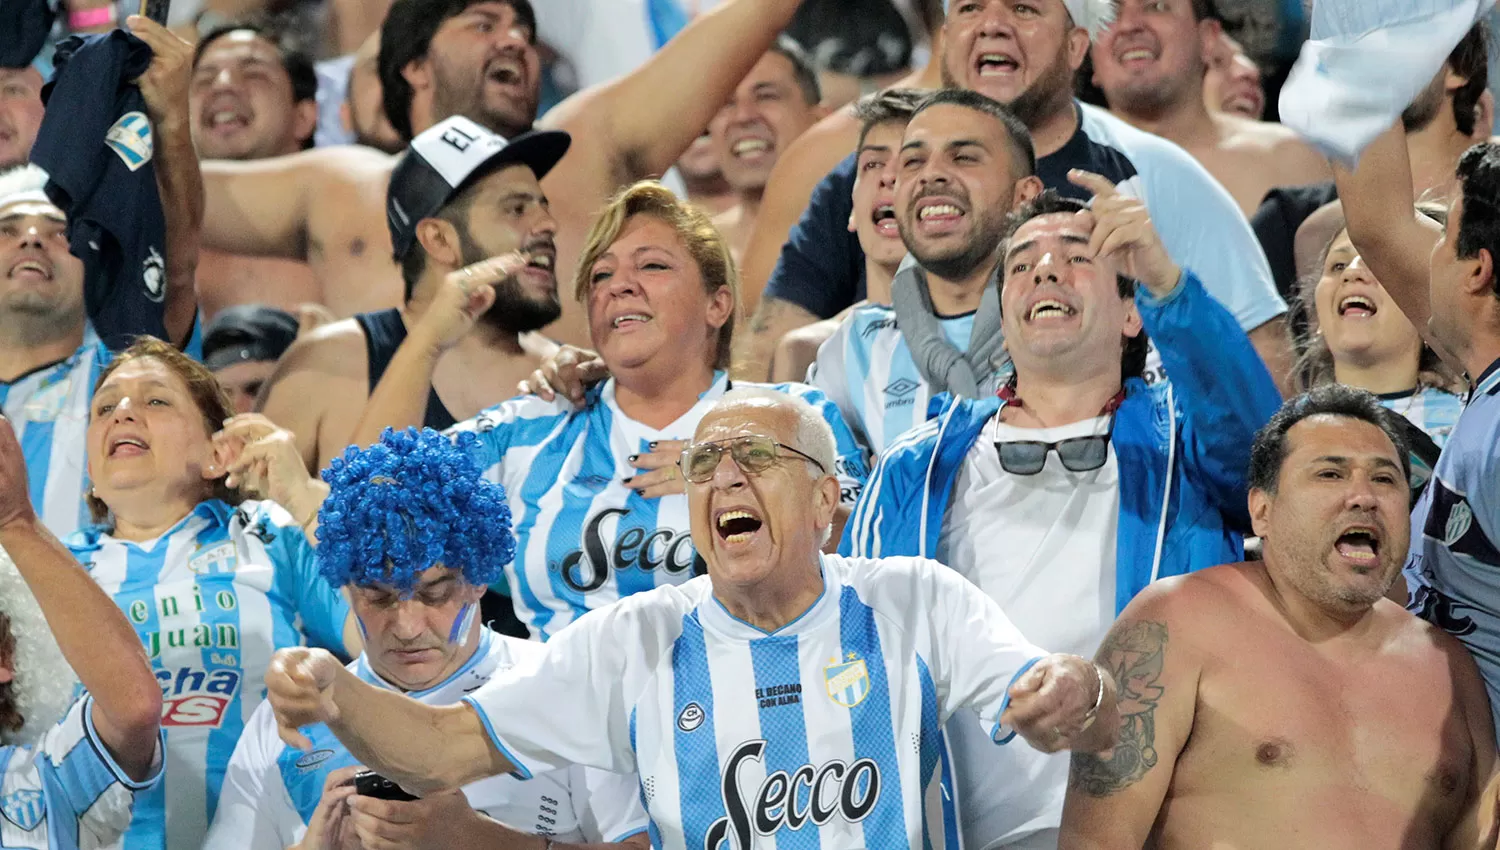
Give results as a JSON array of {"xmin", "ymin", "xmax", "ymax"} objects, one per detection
[{"xmin": 1077, "ymin": 662, "xmax": 1106, "ymax": 733}]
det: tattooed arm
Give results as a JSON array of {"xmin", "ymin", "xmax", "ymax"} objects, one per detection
[{"xmin": 1058, "ymin": 584, "xmax": 1203, "ymax": 850}]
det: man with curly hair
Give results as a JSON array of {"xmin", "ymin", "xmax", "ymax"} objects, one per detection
[{"xmin": 205, "ymin": 427, "xmax": 649, "ymax": 850}]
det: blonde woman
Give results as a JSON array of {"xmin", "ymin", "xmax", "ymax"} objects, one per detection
[{"xmin": 352, "ymin": 181, "xmax": 869, "ymax": 640}]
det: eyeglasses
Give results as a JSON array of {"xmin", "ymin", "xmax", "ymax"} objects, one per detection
[
  {"xmin": 680, "ymin": 435, "xmax": 826, "ymax": 483},
  {"xmin": 994, "ymin": 417, "xmax": 1114, "ymax": 475}
]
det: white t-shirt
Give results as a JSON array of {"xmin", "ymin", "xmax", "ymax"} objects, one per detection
[
  {"xmin": 463, "ymin": 554, "xmax": 1048, "ymax": 850},
  {"xmin": 203, "ymin": 629, "xmax": 648, "ymax": 850},
  {"xmin": 937, "ymin": 413, "xmax": 1120, "ymax": 849}
]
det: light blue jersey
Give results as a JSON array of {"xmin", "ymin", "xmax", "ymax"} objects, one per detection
[
  {"xmin": 0, "ymin": 328, "xmax": 109, "ymax": 540},
  {"xmin": 1404, "ymin": 362, "xmax": 1500, "ymax": 738},
  {"xmin": 68, "ymin": 500, "xmax": 351, "ymax": 850},
  {"xmin": 0, "ymin": 696, "xmax": 163, "ymax": 850},
  {"xmin": 447, "ymin": 373, "xmax": 870, "ymax": 640},
  {"xmin": 464, "ymin": 554, "xmax": 1046, "ymax": 850},
  {"xmin": 1380, "ymin": 385, "xmax": 1463, "ymax": 447},
  {"xmin": 205, "ymin": 628, "xmax": 647, "ymax": 850},
  {"xmin": 810, "ymin": 306, "xmax": 994, "ymax": 456}
]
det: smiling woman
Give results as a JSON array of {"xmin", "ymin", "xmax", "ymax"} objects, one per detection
[{"xmin": 66, "ymin": 338, "xmax": 358, "ymax": 850}]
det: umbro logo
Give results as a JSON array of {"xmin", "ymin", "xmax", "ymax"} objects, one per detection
[{"xmin": 885, "ymin": 378, "xmax": 920, "ymax": 398}]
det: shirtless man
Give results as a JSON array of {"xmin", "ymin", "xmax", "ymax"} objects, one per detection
[
  {"xmin": 1090, "ymin": 0, "xmax": 1329, "ymax": 216},
  {"xmin": 188, "ymin": 24, "xmax": 322, "ymax": 320},
  {"xmin": 1060, "ymin": 386, "xmax": 1497, "ymax": 850},
  {"xmin": 708, "ymin": 38, "xmax": 826, "ymax": 264},
  {"xmin": 199, "ymin": 0, "xmax": 803, "ymax": 342},
  {"xmin": 258, "ymin": 117, "xmax": 563, "ymax": 473}
]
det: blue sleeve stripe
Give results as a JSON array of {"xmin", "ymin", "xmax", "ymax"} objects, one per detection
[
  {"xmin": 459, "ymin": 696, "xmax": 534, "ymax": 780},
  {"xmin": 989, "ymin": 656, "xmax": 1045, "ymax": 745},
  {"xmin": 79, "ymin": 696, "xmax": 162, "ymax": 791}
]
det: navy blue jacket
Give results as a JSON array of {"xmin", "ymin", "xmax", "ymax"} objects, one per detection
[{"xmin": 33, "ymin": 31, "xmax": 170, "ymax": 350}]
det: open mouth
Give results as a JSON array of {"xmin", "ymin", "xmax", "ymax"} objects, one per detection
[
  {"xmin": 975, "ymin": 52, "xmax": 1019, "ymax": 77},
  {"xmin": 7, "ymin": 259, "xmax": 52, "ymax": 281},
  {"xmin": 1334, "ymin": 527, "xmax": 1380, "ymax": 564},
  {"xmin": 206, "ymin": 109, "xmax": 250, "ymax": 131},
  {"xmin": 917, "ymin": 202, "xmax": 964, "ymax": 222},
  {"xmin": 871, "ymin": 203, "xmax": 898, "ymax": 237},
  {"xmin": 611, "ymin": 312, "xmax": 652, "ymax": 330},
  {"xmin": 486, "ymin": 57, "xmax": 525, "ymax": 86},
  {"xmin": 108, "ymin": 436, "xmax": 149, "ymax": 457},
  {"xmin": 1027, "ymin": 299, "xmax": 1077, "ymax": 321},
  {"xmin": 1338, "ymin": 295, "xmax": 1377, "ymax": 317},
  {"xmin": 1116, "ymin": 46, "xmax": 1158, "ymax": 66},
  {"xmin": 731, "ymin": 138, "xmax": 773, "ymax": 160},
  {"xmin": 715, "ymin": 508, "xmax": 764, "ymax": 544}
]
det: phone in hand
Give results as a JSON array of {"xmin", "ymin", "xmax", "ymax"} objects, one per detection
[
  {"xmin": 139, "ymin": 0, "xmax": 171, "ymax": 25},
  {"xmin": 353, "ymin": 770, "xmax": 419, "ymax": 802}
]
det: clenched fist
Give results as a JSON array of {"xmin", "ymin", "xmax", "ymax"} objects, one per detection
[{"xmin": 267, "ymin": 647, "xmax": 346, "ymax": 751}]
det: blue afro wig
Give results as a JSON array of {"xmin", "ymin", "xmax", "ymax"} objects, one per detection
[{"xmin": 317, "ymin": 427, "xmax": 516, "ymax": 594}]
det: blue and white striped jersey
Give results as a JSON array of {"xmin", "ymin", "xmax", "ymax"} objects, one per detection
[
  {"xmin": 464, "ymin": 554, "xmax": 1047, "ymax": 850},
  {"xmin": 810, "ymin": 305, "xmax": 993, "ymax": 456},
  {"xmin": 205, "ymin": 627, "xmax": 648, "ymax": 850},
  {"xmin": 447, "ymin": 373, "xmax": 871, "ymax": 640},
  {"xmin": 0, "ymin": 695, "xmax": 163, "ymax": 850},
  {"xmin": 68, "ymin": 499, "xmax": 351, "ymax": 850},
  {"xmin": 1379, "ymin": 385, "xmax": 1463, "ymax": 447},
  {"xmin": 1404, "ymin": 362, "xmax": 1500, "ymax": 738},
  {"xmin": 0, "ymin": 328, "xmax": 109, "ymax": 541}
]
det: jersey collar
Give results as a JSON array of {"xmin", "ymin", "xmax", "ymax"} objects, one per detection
[
  {"xmin": 354, "ymin": 626, "xmax": 498, "ymax": 699},
  {"xmin": 1472, "ymin": 356, "xmax": 1500, "ymax": 398},
  {"xmin": 698, "ymin": 556, "xmax": 835, "ymax": 641}
]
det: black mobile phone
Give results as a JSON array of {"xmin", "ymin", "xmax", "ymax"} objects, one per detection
[
  {"xmin": 140, "ymin": 0, "xmax": 171, "ymax": 25},
  {"xmin": 353, "ymin": 770, "xmax": 419, "ymax": 802}
]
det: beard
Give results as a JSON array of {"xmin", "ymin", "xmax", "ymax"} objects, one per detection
[
  {"xmin": 901, "ymin": 191, "xmax": 1008, "ymax": 283},
  {"xmin": 942, "ymin": 41, "xmax": 1077, "ymax": 130},
  {"xmin": 430, "ymin": 54, "xmax": 539, "ymax": 140},
  {"xmin": 454, "ymin": 222, "xmax": 561, "ymax": 333},
  {"xmin": 1401, "ymin": 72, "xmax": 1447, "ymax": 133}
]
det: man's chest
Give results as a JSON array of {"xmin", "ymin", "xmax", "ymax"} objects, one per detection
[{"xmin": 1179, "ymin": 648, "xmax": 1470, "ymax": 807}]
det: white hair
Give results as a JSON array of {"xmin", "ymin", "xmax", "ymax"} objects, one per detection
[
  {"xmin": 0, "ymin": 545, "xmax": 79, "ymax": 746},
  {"xmin": 719, "ymin": 387, "xmax": 838, "ymax": 479},
  {"xmin": 0, "ymin": 165, "xmax": 52, "ymax": 213}
]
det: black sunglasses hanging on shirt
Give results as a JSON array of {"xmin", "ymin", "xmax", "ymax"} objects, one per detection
[{"xmin": 993, "ymin": 381, "xmax": 1125, "ymax": 476}]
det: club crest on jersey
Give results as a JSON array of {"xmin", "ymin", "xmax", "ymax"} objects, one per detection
[
  {"xmin": 105, "ymin": 112, "xmax": 153, "ymax": 171},
  {"xmin": 1445, "ymin": 500, "xmax": 1474, "ymax": 546},
  {"xmin": 0, "ymin": 790, "xmax": 43, "ymax": 831},
  {"xmin": 677, "ymin": 702, "xmax": 705, "ymax": 732},
  {"xmin": 825, "ymin": 653, "xmax": 869, "ymax": 708},
  {"xmin": 295, "ymin": 749, "xmax": 336, "ymax": 771},
  {"xmin": 157, "ymin": 667, "xmax": 241, "ymax": 727},
  {"xmin": 189, "ymin": 542, "xmax": 238, "ymax": 575}
]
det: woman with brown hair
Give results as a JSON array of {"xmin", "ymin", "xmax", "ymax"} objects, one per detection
[
  {"xmin": 352, "ymin": 180, "xmax": 869, "ymax": 641},
  {"xmin": 1295, "ymin": 210, "xmax": 1465, "ymax": 494},
  {"xmin": 67, "ymin": 337, "xmax": 358, "ymax": 850}
]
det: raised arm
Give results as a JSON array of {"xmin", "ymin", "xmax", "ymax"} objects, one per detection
[
  {"xmin": 265, "ymin": 647, "xmax": 506, "ymax": 794},
  {"xmin": 1059, "ymin": 588, "xmax": 1200, "ymax": 850},
  {"xmin": 0, "ymin": 417, "xmax": 160, "ymax": 781},
  {"xmin": 546, "ymin": 0, "xmax": 804, "ymax": 181},
  {"xmin": 1332, "ymin": 121, "xmax": 1454, "ymax": 366},
  {"xmin": 129, "ymin": 16, "xmax": 202, "ymax": 347},
  {"xmin": 350, "ymin": 255, "xmax": 521, "ymax": 449}
]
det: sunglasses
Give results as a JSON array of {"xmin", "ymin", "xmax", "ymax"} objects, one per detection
[
  {"xmin": 680, "ymin": 435, "xmax": 826, "ymax": 483},
  {"xmin": 995, "ymin": 416, "xmax": 1114, "ymax": 475}
]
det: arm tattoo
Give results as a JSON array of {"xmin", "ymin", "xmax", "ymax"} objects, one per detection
[
  {"xmin": 749, "ymin": 297, "xmax": 792, "ymax": 335},
  {"xmin": 1069, "ymin": 620, "xmax": 1168, "ymax": 797}
]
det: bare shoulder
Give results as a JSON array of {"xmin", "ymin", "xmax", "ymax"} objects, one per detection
[
  {"xmin": 1216, "ymin": 116, "xmax": 1329, "ymax": 169},
  {"xmin": 268, "ymin": 318, "xmax": 371, "ymax": 382}
]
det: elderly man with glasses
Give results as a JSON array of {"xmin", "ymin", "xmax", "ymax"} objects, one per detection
[
  {"xmin": 262, "ymin": 387, "xmax": 1120, "ymax": 850},
  {"xmin": 843, "ymin": 174, "xmax": 1284, "ymax": 849}
]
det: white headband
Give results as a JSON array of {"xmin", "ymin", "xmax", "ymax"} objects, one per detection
[{"xmin": 0, "ymin": 164, "xmax": 54, "ymax": 216}]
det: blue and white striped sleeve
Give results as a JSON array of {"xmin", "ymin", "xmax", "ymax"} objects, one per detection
[
  {"xmin": 774, "ymin": 382, "xmax": 871, "ymax": 507},
  {"xmin": 35, "ymin": 695, "xmax": 162, "ymax": 849},
  {"xmin": 258, "ymin": 502, "xmax": 351, "ymax": 654}
]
